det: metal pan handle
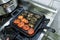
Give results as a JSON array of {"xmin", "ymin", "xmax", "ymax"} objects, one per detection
[
  {"xmin": 40, "ymin": 20, "xmax": 56, "ymax": 33},
  {"xmin": 11, "ymin": 8, "xmax": 23, "ymax": 17},
  {"xmin": 43, "ymin": 26, "xmax": 56, "ymax": 33}
]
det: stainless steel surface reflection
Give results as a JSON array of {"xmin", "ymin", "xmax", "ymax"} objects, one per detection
[{"xmin": 0, "ymin": 0, "xmax": 10, "ymax": 5}]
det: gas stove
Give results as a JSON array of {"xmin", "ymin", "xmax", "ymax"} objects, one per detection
[
  {"xmin": 0, "ymin": 1, "xmax": 57, "ymax": 40},
  {"xmin": 0, "ymin": 18, "xmax": 49, "ymax": 40},
  {"xmin": 0, "ymin": 7, "xmax": 50, "ymax": 40}
]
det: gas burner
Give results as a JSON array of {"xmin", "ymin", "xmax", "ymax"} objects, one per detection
[{"xmin": 0, "ymin": 14, "xmax": 12, "ymax": 27}]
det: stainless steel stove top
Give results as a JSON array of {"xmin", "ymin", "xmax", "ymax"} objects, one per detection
[
  {"xmin": 0, "ymin": 1, "xmax": 57, "ymax": 39},
  {"xmin": 0, "ymin": 18, "xmax": 49, "ymax": 40}
]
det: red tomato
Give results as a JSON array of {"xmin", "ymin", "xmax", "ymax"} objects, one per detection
[
  {"xmin": 14, "ymin": 19, "xmax": 20, "ymax": 24},
  {"xmin": 22, "ymin": 18, "xmax": 29, "ymax": 23},
  {"xmin": 18, "ymin": 15, "xmax": 23, "ymax": 20},
  {"xmin": 17, "ymin": 22, "xmax": 24, "ymax": 28},
  {"xmin": 27, "ymin": 28, "xmax": 34, "ymax": 35},
  {"xmin": 23, "ymin": 25, "xmax": 30, "ymax": 31}
]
